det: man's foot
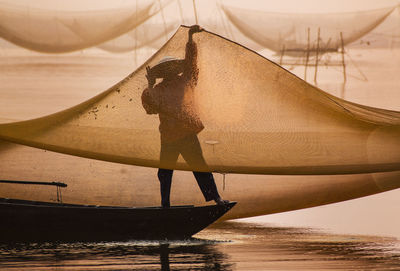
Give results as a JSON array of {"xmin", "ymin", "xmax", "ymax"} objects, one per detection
[{"xmin": 214, "ymin": 197, "xmax": 230, "ymax": 206}]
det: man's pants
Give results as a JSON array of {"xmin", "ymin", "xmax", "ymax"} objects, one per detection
[{"xmin": 158, "ymin": 134, "xmax": 220, "ymax": 207}]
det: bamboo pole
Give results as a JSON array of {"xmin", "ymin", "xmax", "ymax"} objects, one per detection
[
  {"xmin": 0, "ymin": 180, "xmax": 67, "ymax": 187},
  {"xmin": 314, "ymin": 27, "xmax": 320, "ymax": 84},
  {"xmin": 340, "ymin": 31, "xmax": 347, "ymax": 84},
  {"xmin": 304, "ymin": 27, "xmax": 310, "ymax": 81},
  {"xmin": 279, "ymin": 45, "xmax": 285, "ymax": 66}
]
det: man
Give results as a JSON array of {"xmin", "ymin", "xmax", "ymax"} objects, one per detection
[{"xmin": 141, "ymin": 25, "xmax": 228, "ymax": 208}]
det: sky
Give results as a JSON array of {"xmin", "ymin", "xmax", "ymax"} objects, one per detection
[{"xmin": 0, "ymin": 0, "xmax": 398, "ymax": 12}]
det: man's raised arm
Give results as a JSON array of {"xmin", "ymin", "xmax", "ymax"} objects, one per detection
[
  {"xmin": 141, "ymin": 66, "xmax": 158, "ymax": 114},
  {"xmin": 184, "ymin": 25, "xmax": 203, "ymax": 85}
]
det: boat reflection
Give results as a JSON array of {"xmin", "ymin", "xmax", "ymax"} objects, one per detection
[
  {"xmin": 1, "ymin": 222, "xmax": 400, "ymax": 270},
  {"xmin": 0, "ymin": 239, "xmax": 232, "ymax": 271}
]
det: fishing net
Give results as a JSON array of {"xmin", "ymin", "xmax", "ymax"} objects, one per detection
[
  {"xmin": 222, "ymin": 5, "xmax": 395, "ymax": 54},
  {"xmin": 97, "ymin": 0, "xmax": 180, "ymax": 53},
  {"xmin": 0, "ymin": 26, "xmax": 399, "ymax": 175},
  {"xmin": 0, "ymin": 1, "xmax": 158, "ymax": 53},
  {"xmin": 98, "ymin": 22, "xmax": 179, "ymax": 53},
  {"xmin": 1, "ymin": 139, "xmax": 399, "ymax": 218}
]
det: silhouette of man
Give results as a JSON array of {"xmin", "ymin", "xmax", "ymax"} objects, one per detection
[{"xmin": 141, "ymin": 25, "xmax": 228, "ymax": 208}]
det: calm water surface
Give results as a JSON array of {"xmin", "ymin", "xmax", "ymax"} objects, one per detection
[
  {"xmin": 1, "ymin": 221, "xmax": 400, "ymax": 270},
  {"xmin": 0, "ymin": 49, "xmax": 400, "ymax": 270}
]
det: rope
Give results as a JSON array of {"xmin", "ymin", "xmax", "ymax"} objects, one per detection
[
  {"xmin": 177, "ymin": 0, "xmax": 185, "ymax": 24},
  {"xmin": 56, "ymin": 186, "xmax": 63, "ymax": 203},
  {"xmin": 216, "ymin": 0, "xmax": 230, "ymax": 39},
  {"xmin": 192, "ymin": 0, "xmax": 199, "ymax": 24},
  {"xmin": 158, "ymin": 0, "xmax": 168, "ymax": 41},
  {"xmin": 134, "ymin": 0, "xmax": 138, "ymax": 65},
  {"xmin": 345, "ymin": 51, "xmax": 368, "ymax": 82}
]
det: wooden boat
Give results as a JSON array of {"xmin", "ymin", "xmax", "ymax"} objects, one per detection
[{"xmin": 0, "ymin": 197, "xmax": 236, "ymax": 242}]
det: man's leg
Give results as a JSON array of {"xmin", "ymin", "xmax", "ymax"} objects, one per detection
[
  {"xmin": 157, "ymin": 169, "xmax": 173, "ymax": 208},
  {"xmin": 179, "ymin": 135, "xmax": 222, "ymax": 202},
  {"xmin": 192, "ymin": 171, "xmax": 220, "ymax": 202},
  {"xmin": 158, "ymin": 140, "xmax": 179, "ymax": 208}
]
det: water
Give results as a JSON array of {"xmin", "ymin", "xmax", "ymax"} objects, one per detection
[
  {"xmin": 0, "ymin": 240, "xmax": 230, "ymax": 270},
  {"xmin": 1, "ymin": 46, "xmax": 400, "ymax": 269},
  {"xmin": 1, "ymin": 221, "xmax": 400, "ymax": 270}
]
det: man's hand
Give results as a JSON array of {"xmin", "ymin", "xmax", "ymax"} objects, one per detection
[
  {"xmin": 145, "ymin": 66, "xmax": 155, "ymax": 88},
  {"xmin": 189, "ymin": 25, "xmax": 203, "ymax": 34},
  {"xmin": 188, "ymin": 25, "xmax": 203, "ymax": 41}
]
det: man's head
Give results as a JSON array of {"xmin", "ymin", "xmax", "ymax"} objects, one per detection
[{"xmin": 149, "ymin": 56, "xmax": 184, "ymax": 80}]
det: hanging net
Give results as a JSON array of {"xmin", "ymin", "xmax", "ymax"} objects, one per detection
[
  {"xmin": 1, "ymin": 138, "xmax": 400, "ymax": 218},
  {"xmin": 98, "ymin": 21, "xmax": 179, "ymax": 53},
  {"xmin": 222, "ymin": 5, "xmax": 396, "ymax": 54},
  {"xmin": 0, "ymin": 1, "xmax": 158, "ymax": 53},
  {"xmin": 0, "ymin": 26, "xmax": 399, "ymax": 175},
  {"xmin": 97, "ymin": 0, "xmax": 181, "ymax": 53}
]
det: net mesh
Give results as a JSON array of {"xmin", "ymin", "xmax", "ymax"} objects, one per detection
[
  {"xmin": 0, "ymin": 26, "xmax": 399, "ymax": 175},
  {"xmin": 0, "ymin": 1, "xmax": 157, "ymax": 53},
  {"xmin": 98, "ymin": 22, "xmax": 179, "ymax": 53},
  {"xmin": 97, "ymin": 0, "xmax": 181, "ymax": 53},
  {"xmin": 1, "ymin": 139, "xmax": 399, "ymax": 218},
  {"xmin": 222, "ymin": 5, "xmax": 396, "ymax": 54}
]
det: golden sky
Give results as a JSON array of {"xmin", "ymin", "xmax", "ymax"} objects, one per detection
[{"xmin": 1, "ymin": 0, "xmax": 398, "ymax": 12}]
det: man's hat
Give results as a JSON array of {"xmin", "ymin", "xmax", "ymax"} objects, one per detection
[
  {"xmin": 157, "ymin": 56, "xmax": 180, "ymax": 65},
  {"xmin": 150, "ymin": 56, "xmax": 185, "ymax": 78}
]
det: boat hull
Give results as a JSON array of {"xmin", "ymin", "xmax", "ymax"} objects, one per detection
[{"xmin": 0, "ymin": 198, "xmax": 236, "ymax": 242}]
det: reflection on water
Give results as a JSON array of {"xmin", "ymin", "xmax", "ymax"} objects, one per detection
[
  {"xmin": 0, "ymin": 239, "xmax": 231, "ymax": 271},
  {"xmin": 1, "ymin": 221, "xmax": 400, "ymax": 270},
  {"xmin": 1, "ymin": 49, "xmax": 400, "ymax": 270},
  {"xmin": 207, "ymin": 222, "xmax": 400, "ymax": 270}
]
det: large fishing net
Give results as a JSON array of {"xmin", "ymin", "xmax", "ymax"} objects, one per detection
[
  {"xmin": 0, "ymin": 1, "xmax": 158, "ymax": 53},
  {"xmin": 0, "ymin": 26, "xmax": 399, "ymax": 175},
  {"xmin": 1, "ymin": 138, "xmax": 399, "ymax": 218},
  {"xmin": 222, "ymin": 5, "xmax": 396, "ymax": 54}
]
